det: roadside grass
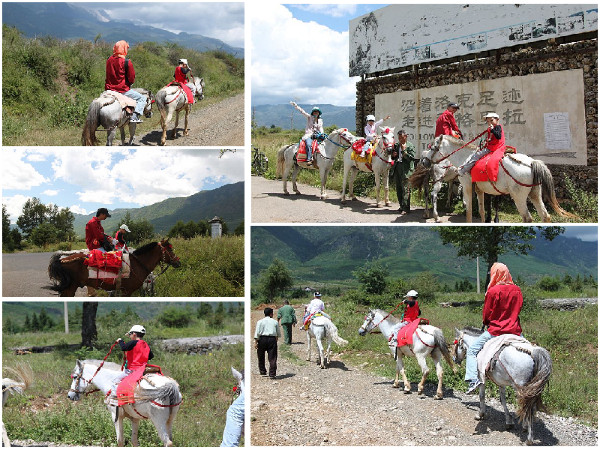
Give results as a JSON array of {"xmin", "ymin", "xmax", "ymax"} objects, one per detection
[
  {"xmin": 285, "ymin": 294, "xmax": 598, "ymax": 426},
  {"xmin": 252, "ymin": 130, "xmax": 595, "ymax": 222},
  {"xmin": 2, "ymin": 335, "xmax": 244, "ymax": 446},
  {"xmin": 278, "ymin": 343, "xmax": 307, "ymax": 366}
]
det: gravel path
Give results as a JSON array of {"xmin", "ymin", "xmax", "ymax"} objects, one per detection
[
  {"xmin": 251, "ymin": 176, "xmax": 461, "ymax": 223},
  {"xmin": 137, "ymin": 93, "xmax": 244, "ymax": 146},
  {"xmin": 250, "ymin": 308, "xmax": 597, "ymax": 446}
]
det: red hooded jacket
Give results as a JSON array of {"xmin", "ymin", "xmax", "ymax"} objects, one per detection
[
  {"xmin": 483, "ymin": 284, "xmax": 523, "ymax": 336},
  {"xmin": 435, "ymin": 109, "xmax": 460, "ymax": 137},
  {"xmin": 105, "ymin": 55, "xmax": 135, "ymax": 93},
  {"xmin": 85, "ymin": 217, "xmax": 105, "ymax": 251}
]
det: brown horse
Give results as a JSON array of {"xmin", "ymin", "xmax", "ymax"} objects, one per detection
[{"xmin": 48, "ymin": 239, "xmax": 181, "ymax": 297}]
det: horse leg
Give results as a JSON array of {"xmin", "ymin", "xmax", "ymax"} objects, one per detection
[
  {"xmin": 348, "ymin": 167, "xmax": 359, "ymax": 201},
  {"xmin": 107, "ymin": 128, "xmax": 117, "ymax": 147},
  {"xmin": 306, "ymin": 332, "xmax": 311, "ymax": 362},
  {"xmin": 432, "ymin": 181, "xmax": 443, "ymax": 222},
  {"xmin": 374, "ymin": 173, "xmax": 381, "ymax": 207},
  {"xmin": 127, "ymin": 123, "xmax": 135, "ymax": 146},
  {"xmin": 415, "ymin": 353, "xmax": 429, "ymax": 395},
  {"xmin": 475, "ymin": 187, "xmax": 486, "ymax": 223},
  {"xmin": 325, "ymin": 338, "xmax": 332, "ymax": 368},
  {"xmin": 529, "ymin": 186, "xmax": 551, "ymax": 222},
  {"xmin": 423, "ymin": 176, "xmax": 431, "ymax": 219},
  {"xmin": 291, "ymin": 165, "xmax": 301, "ymax": 195},
  {"xmin": 172, "ymin": 111, "xmax": 180, "ymax": 139},
  {"xmin": 316, "ymin": 337, "xmax": 325, "ymax": 369},
  {"xmin": 282, "ymin": 161, "xmax": 292, "ymax": 195},
  {"xmin": 431, "ymin": 350, "xmax": 444, "ymax": 399},
  {"xmin": 115, "ymin": 413, "xmax": 125, "ymax": 446},
  {"xmin": 476, "ymin": 383, "xmax": 486, "ymax": 420},
  {"xmin": 462, "ymin": 180, "xmax": 474, "ymax": 222},
  {"xmin": 341, "ymin": 165, "xmax": 350, "ymax": 203},
  {"xmin": 149, "ymin": 409, "xmax": 173, "ymax": 446},
  {"xmin": 511, "ymin": 192, "xmax": 533, "ymax": 222},
  {"xmin": 166, "ymin": 406, "xmax": 179, "ymax": 442},
  {"xmin": 2, "ymin": 421, "xmax": 11, "ymax": 447},
  {"xmin": 498, "ymin": 386, "xmax": 515, "ymax": 430},
  {"xmin": 160, "ymin": 109, "xmax": 171, "ymax": 146},
  {"xmin": 320, "ymin": 166, "xmax": 328, "ymax": 199},
  {"xmin": 384, "ymin": 170, "xmax": 391, "ymax": 206},
  {"xmin": 397, "ymin": 355, "xmax": 411, "ymax": 393},
  {"xmin": 183, "ymin": 107, "xmax": 190, "ymax": 136},
  {"xmin": 131, "ymin": 418, "xmax": 140, "ymax": 446}
]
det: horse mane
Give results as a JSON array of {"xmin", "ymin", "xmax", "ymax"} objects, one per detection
[
  {"xmin": 373, "ymin": 309, "xmax": 401, "ymax": 325},
  {"xmin": 132, "ymin": 242, "xmax": 159, "ymax": 256},
  {"xmin": 462, "ymin": 326, "xmax": 484, "ymax": 336},
  {"xmin": 443, "ymin": 135, "xmax": 478, "ymax": 150}
]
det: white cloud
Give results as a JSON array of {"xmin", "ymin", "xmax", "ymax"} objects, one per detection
[
  {"xmin": 42, "ymin": 190, "xmax": 59, "ymax": 196},
  {"xmin": 3, "ymin": 149, "xmax": 48, "ymax": 190},
  {"xmin": 251, "ymin": 4, "xmax": 359, "ymax": 106},
  {"xmin": 68, "ymin": 205, "xmax": 90, "ymax": 215},
  {"xmin": 2, "ymin": 195, "xmax": 30, "ymax": 224}
]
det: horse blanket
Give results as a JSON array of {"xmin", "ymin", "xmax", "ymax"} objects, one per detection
[
  {"xmin": 350, "ymin": 139, "xmax": 375, "ymax": 165},
  {"xmin": 100, "ymin": 90, "xmax": 137, "ymax": 110},
  {"xmin": 477, "ymin": 334, "xmax": 533, "ymax": 382},
  {"xmin": 166, "ymin": 81, "xmax": 193, "ymax": 103},
  {"xmin": 393, "ymin": 318, "xmax": 430, "ymax": 347},
  {"xmin": 296, "ymin": 140, "xmax": 319, "ymax": 162},
  {"xmin": 84, "ymin": 250, "xmax": 130, "ymax": 283}
]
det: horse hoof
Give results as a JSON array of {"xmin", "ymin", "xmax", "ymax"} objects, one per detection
[
  {"xmin": 321, "ymin": 194, "xmax": 328, "ymax": 199},
  {"xmin": 435, "ymin": 217, "xmax": 442, "ymax": 223},
  {"xmin": 505, "ymin": 423, "xmax": 514, "ymax": 430},
  {"xmin": 403, "ymin": 389, "xmax": 411, "ymax": 394},
  {"xmin": 295, "ymin": 191, "xmax": 301, "ymax": 195},
  {"xmin": 525, "ymin": 440, "xmax": 534, "ymax": 446},
  {"xmin": 392, "ymin": 383, "xmax": 400, "ymax": 389},
  {"xmin": 434, "ymin": 394, "xmax": 443, "ymax": 400},
  {"xmin": 475, "ymin": 414, "xmax": 485, "ymax": 421},
  {"xmin": 385, "ymin": 202, "xmax": 391, "ymax": 207}
]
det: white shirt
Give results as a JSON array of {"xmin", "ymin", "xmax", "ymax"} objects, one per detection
[
  {"xmin": 308, "ymin": 298, "xmax": 325, "ymax": 314},
  {"xmin": 364, "ymin": 118, "xmax": 384, "ymax": 140}
]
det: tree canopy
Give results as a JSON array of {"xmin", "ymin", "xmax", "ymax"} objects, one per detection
[{"xmin": 259, "ymin": 259, "xmax": 293, "ymax": 301}]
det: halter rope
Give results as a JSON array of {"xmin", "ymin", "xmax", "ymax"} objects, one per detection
[
  {"xmin": 70, "ymin": 341, "xmax": 119, "ymax": 395},
  {"xmin": 369, "ymin": 302, "xmax": 404, "ymax": 333},
  {"xmin": 433, "ymin": 129, "xmax": 487, "ymax": 163}
]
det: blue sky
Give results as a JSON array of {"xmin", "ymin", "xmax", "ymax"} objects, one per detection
[
  {"xmin": 562, "ymin": 226, "xmax": 597, "ymax": 242},
  {"xmin": 2, "ymin": 149, "xmax": 244, "ymax": 223},
  {"xmin": 252, "ymin": 4, "xmax": 386, "ymax": 106}
]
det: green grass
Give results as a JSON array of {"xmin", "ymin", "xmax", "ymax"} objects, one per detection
[
  {"xmin": 2, "ymin": 26, "xmax": 244, "ymax": 146},
  {"xmin": 3, "ymin": 329, "xmax": 244, "ymax": 446},
  {"xmin": 283, "ymin": 293, "xmax": 598, "ymax": 427}
]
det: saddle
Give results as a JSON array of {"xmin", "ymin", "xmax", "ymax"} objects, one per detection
[
  {"xmin": 392, "ymin": 318, "xmax": 430, "ymax": 348},
  {"xmin": 296, "ymin": 139, "xmax": 320, "ymax": 162},
  {"xmin": 99, "ymin": 90, "xmax": 136, "ymax": 114},
  {"xmin": 350, "ymin": 138, "xmax": 376, "ymax": 164},
  {"xmin": 470, "ymin": 146, "xmax": 517, "ymax": 183},
  {"xmin": 84, "ymin": 250, "xmax": 131, "ymax": 284},
  {"xmin": 476, "ymin": 334, "xmax": 532, "ymax": 382},
  {"xmin": 166, "ymin": 81, "xmax": 194, "ymax": 104}
]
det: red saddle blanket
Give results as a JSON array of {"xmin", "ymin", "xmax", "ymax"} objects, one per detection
[
  {"xmin": 117, "ymin": 365, "xmax": 146, "ymax": 406},
  {"xmin": 297, "ymin": 140, "xmax": 319, "ymax": 161},
  {"xmin": 352, "ymin": 138, "xmax": 367, "ymax": 154},
  {"xmin": 395, "ymin": 318, "xmax": 430, "ymax": 347},
  {"xmin": 84, "ymin": 250, "xmax": 123, "ymax": 273},
  {"xmin": 470, "ymin": 149, "xmax": 505, "ymax": 182},
  {"xmin": 166, "ymin": 81, "xmax": 194, "ymax": 103}
]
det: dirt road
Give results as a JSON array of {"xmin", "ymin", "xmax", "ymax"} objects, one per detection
[
  {"xmin": 3, "ymin": 252, "xmax": 86, "ymax": 297},
  {"xmin": 250, "ymin": 307, "xmax": 597, "ymax": 446},
  {"xmin": 137, "ymin": 93, "xmax": 244, "ymax": 146},
  {"xmin": 251, "ymin": 176, "xmax": 461, "ymax": 223}
]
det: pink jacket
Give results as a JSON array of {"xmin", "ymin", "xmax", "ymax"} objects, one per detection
[{"xmin": 292, "ymin": 103, "xmax": 324, "ymax": 139}]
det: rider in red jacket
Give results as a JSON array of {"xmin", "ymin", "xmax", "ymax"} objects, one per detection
[
  {"xmin": 105, "ymin": 40, "xmax": 146, "ymax": 123},
  {"xmin": 85, "ymin": 208, "xmax": 112, "ymax": 251},
  {"xmin": 458, "ymin": 112, "xmax": 504, "ymax": 176},
  {"xmin": 435, "ymin": 103, "xmax": 462, "ymax": 138}
]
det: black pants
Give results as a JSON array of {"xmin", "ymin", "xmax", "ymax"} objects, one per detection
[{"xmin": 257, "ymin": 335, "xmax": 278, "ymax": 377}]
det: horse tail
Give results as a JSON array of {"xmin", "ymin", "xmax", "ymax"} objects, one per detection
[
  {"xmin": 137, "ymin": 377, "xmax": 181, "ymax": 405},
  {"xmin": 155, "ymin": 89, "xmax": 167, "ymax": 111},
  {"xmin": 82, "ymin": 99, "xmax": 102, "ymax": 146},
  {"xmin": 516, "ymin": 347, "xmax": 552, "ymax": 426},
  {"xmin": 328, "ymin": 321, "xmax": 348, "ymax": 347},
  {"xmin": 408, "ymin": 164, "xmax": 429, "ymax": 191},
  {"xmin": 48, "ymin": 254, "xmax": 72, "ymax": 293},
  {"xmin": 276, "ymin": 145, "xmax": 289, "ymax": 178},
  {"xmin": 531, "ymin": 160, "xmax": 577, "ymax": 218},
  {"xmin": 432, "ymin": 327, "xmax": 457, "ymax": 373}
]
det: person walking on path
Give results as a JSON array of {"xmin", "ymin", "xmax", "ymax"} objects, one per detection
[
  {"xmin": 391, "ymin": 129, "xmax": 416, "ymax": 214},
  {"xmin": 277, "ymin": 300, "xmax": 297, "ymax": 345},
  {"xmin": 254, "ymin": 307, "xmax": 281, "ymax": 379}
]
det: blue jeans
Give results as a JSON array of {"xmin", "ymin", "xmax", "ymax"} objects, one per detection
[
  {"xmin": 123, "ymin": 89, "xmax": 147, "ymax": 115},
  {"xmin": 304, "ymin": 137, "xmax": 313, "ymax": 160},
  {"xmin": 465, "ymin": 330, "xmax": 492, "ymax": 381},
  {"xmin": 220, "ymin": 391, "xmax": 244, "ymax": 447},
  {"xmin": 459, "ymin": 148, "xmax": 491, "ymax": 176}
]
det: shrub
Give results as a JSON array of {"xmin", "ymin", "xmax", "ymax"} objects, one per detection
[
  {"xmin": 563, "ymin": 175, "xmax": 598, "ymax": 221},
  {"xmin": 157, "ymin": 306, "xmax": 193, "ymax": 328},
  {"xmin": 537, "ymin": 276, "xmax": 561, "ymax": 292}
]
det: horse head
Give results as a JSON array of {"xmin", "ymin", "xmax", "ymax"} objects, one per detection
[
  {"xmin": 68, "ymin": 360, "xmax": 89, "ymax": 401},
  {"xmin": 452, "ymin": 328, "xmax": 468, "ymax": 365},
  {"xmin": 421, "ymin": 135, "xmax": 444, "ymax": 168},
  {"xmin": 193, "ymin": 77, "xmax": 205, "ymax": 101},
  {"xmin": 358, "ymin": 310, "xmax": 377, "ymax": 336},
  {"xmin": 378, "ymin": 126, "xmax": 395, "ymax": 156},
  {"xmin": 231, "ymin": 367, "xmax": 244, "ymax": 395},
  {"xmin": 143, "ymin": 90, "xmax": 154, "ymax": 118},
  {"xmin": 159, "ymin": 239, "xmax": 181, "ymax": 268}
]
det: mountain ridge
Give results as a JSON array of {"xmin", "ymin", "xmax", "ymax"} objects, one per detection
[{"xmin": 253, "ymin": 103, "xmax": 356, "ymax": 131}]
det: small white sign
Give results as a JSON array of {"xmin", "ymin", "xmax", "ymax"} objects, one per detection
[{"xmin": 544, "ymin": 113, "xmax": 572, "ymax": 150}]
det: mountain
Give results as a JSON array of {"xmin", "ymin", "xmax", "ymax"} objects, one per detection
[
  {"xmin": 251, "ymin": 227, "xmax": 597, "ymax": 286},
  {"xmin": 2, "ymin": 3, "xmax": 243, "ymax": 57},
  {"xmin": 73, "ymin": 182, "xmax": 244, "ymax": 237},
  {"xmin": 253, "ymin": 104, "xmax": 357, "ymax": 131}
]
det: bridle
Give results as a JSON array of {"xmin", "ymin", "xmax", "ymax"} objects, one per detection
[
  {"xmin": 316, "ymin": 130, "xmax": 354, "ymax": 159},
  {"xmin": 69, "ymin": 363, "xmax": 100, "ymax": 396},
  {"xmin": 130, "ymin": 242, "xmax": 180, "ymax": 282}
]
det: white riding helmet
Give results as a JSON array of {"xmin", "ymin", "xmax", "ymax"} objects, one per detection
[
  {"xmin": 120, "ymin": 224, "xmax": 131, "ymax": 232},
  {"xmin": 484, "ymin": 112, "xmax": 499, "ymax": 119},
  {"xmin": 366, "ymin": 114, "xmax": 376, "ymax": 122},
  {"xmin": 404, "ymin": 289, "xmax": 419, "ymax": 298},
  {"xmin": 178, "ymin": 58, "xmax": 189, "ymax": 66},
  {"xmin": 314, "ymin": 291, "xmax": 322, "ymax": 298},
  {"xmin": 128, "ymin": 325, "xmax": 146, "ymax": 335}
]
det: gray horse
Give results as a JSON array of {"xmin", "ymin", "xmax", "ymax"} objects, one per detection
[
  {"xmin": 82, "ymin": 88, "xmax": 153, "ymax": 146},
  {"xmin": 453, "ymin": 327, "xmax": 552, "ymax": 445}
]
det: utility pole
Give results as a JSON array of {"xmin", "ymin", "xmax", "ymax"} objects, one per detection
[
  {"xmin": 64, "ymin": 301, "xmax": 69, "ymax": 334},
  {"xmin": 476, "ymin": 257, "xmax": 481, "ymax": 294}
]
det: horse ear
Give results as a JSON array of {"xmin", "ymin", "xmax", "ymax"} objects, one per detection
[
  {"xmin": 454, "ymin": 328, "xmax": 460, "ymax": 336},
  {"xmin": 76, "ymin": 359, "xmax": 82, "ymax": 367}
]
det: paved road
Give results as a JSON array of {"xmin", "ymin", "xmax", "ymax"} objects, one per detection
[
  {"xmin": 251, "ymin": 175, "xmax": 462, "ymax": 223},
  {"xmin": 2, "ymin": 252, "xmax": 86, "ymax": 297}
]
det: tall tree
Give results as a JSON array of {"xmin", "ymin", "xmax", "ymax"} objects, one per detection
[
  {"xmin": 48, "ymin": 206, "xmax": 75, "ymax": 241},
  {"xmin": 259, "ymin": 258, "xmax": 293, "ymax": 300},
  {"xmin": 437, "ymin": 226, "xmax": 564, "ymax": 286},
  {"xmin": 2, "ymin": 205, "xmax": 11, "ymax": 245},
  {"xmin": 16, "ymin": 197, "xmax": 48, "ymax": 236},
  {"xmin": 81, "ymin": 302, "xmax": 98, "ymax": 349}
]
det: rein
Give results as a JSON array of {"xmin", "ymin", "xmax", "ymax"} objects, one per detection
[
  {"xmin": 315, "ymin": 132, "xmax": 353, "ymax": 160},
  {"xmin": 434, "ymin": 129, "xmax": 487, "ymax": 163},
  {"xmin": 369, "ymin": 302, "xmax": 404, "ymax": 333},
  {"xmin": 165, "ymin": 87, "xmax": 184, "ymax": 105},
  {"xmin": 130, "ymin": 242, "xmax": 178, "ymax": 283},
  {"xmin": 70, "ymin": 341, "xmax": 119, "ymax": 395}
]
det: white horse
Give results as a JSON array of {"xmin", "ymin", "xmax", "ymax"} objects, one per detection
[
  {"xmin": 68, "ymin": 359, "xmax": 182, "ymax": 447},
  {"xmin": 358, "ymin": 309, "xmax": 456, "ymax": 399},
  {"xmin": 453, "ymin": 327, "xmax": 552, "ymax": 445},
  {"xmin": 422, "ymin": 135, "xmax": 573, "ymax": 222},
  {"xmin": 306, "ymin": 315, "xmax": 348, "ymax": 369},
  {"xmin": 276, "ymin": 128, "xmax": 356, "ymax": 198},
  {"xmin": 3, "ymin": 364, "xmax": 33, "ymax": 447},
  {"xmin": 82, "ymin": 88, "xmax": 153, "ymax": 146},
  {"xmin": 410, "ymin": 162, "xmax": 460, "ymax": 222},
  {"xmin": 341, "ymin": 127, "xmax": 395, "ymax": 207},
  {"xmin": 154, "ymin": 77, "xmax": 205, "ymax": 146}
]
